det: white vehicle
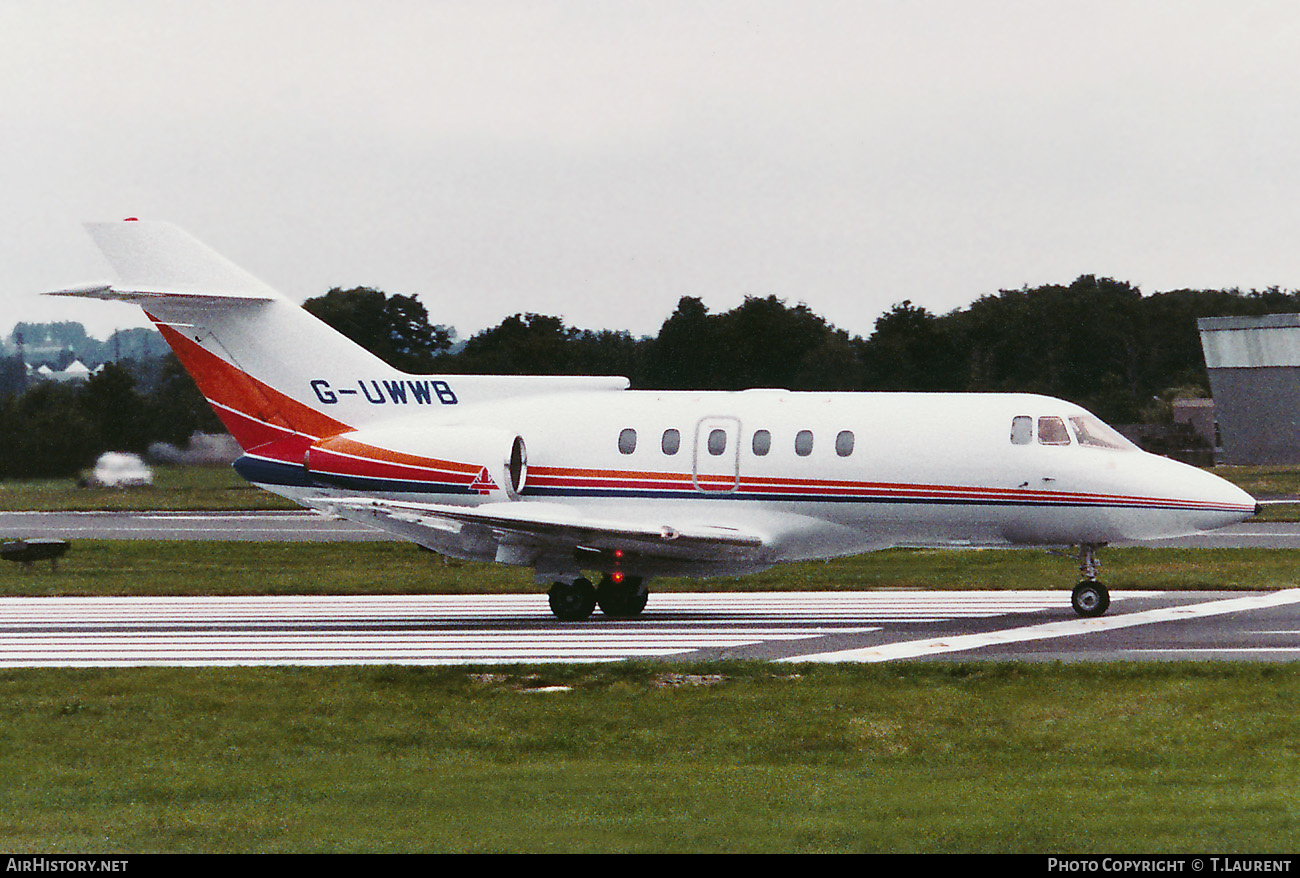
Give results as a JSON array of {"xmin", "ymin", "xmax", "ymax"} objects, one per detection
[
  {"xmin": 49, "ymin": 220, "xmax": 1259, "ymax": 620},
  {"xmin": 91, "ymin": 451, "xmax": 153, "ymax": 487}
]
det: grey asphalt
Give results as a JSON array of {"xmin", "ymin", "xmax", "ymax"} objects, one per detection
[
  {"xmin": 0, "ymin": 589, "xmax": 1294, "ymax": 666},
  {"xmin": 0, "ymin": 510, "xmax": 384, "ymax": 541}
]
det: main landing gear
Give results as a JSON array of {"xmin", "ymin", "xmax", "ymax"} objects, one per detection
[
  {"xmin": 547, "ymin": 574, "xmax": 648, "ymax": 622},
  {"xmin": 1070, "ymin": 543, "xmax": 1110, "ymax": 618}
]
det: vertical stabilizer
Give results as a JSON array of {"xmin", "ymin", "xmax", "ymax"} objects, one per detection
[
  {"xmin": 47, "ymin": 221, "xmax": 398, "ymax": 459},
  {"xmin": 44, "ymin": 220, "xmax": 632, "ymax": 460}
]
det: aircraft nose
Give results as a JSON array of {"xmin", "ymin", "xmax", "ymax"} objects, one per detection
[
  {"xmin": 1201, "ymin": 469, "xmax": 1258, "ymax": 525},
  {"xmin": 1146, "ymin": 456, "xmax": 1258, "ymax": 534}
]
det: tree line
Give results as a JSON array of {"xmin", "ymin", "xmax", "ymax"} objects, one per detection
[
  {"xmin": 307, "ymin": 276, "xmax": 1300, "ymax": 424},
  {"xmin": 4, "ymin": 275, "xmax": 1300, "ymax": 478},
  {"xmin": 0, "ymin": 356, "xmax": 221, "ymax": 479}
]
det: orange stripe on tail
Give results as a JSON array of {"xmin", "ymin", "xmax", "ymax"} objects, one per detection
[{"xmin": 149, "ymin": 315, "xmax": 352, "ymax": 453}]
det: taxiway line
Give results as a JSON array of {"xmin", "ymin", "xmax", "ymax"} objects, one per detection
[{"xmin": 789, "ymin": 589, "xmax": 1300, "ymax": 662}]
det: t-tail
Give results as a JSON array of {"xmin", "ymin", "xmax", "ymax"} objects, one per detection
[{"xmin": 45, "ymin": 219, "xmax": 628, "ymax": 488}]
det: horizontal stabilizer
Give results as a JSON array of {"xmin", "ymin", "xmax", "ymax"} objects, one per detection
[
  {"xmin": 49, "ymin": 220, "xmax": 284, "ymax": 302},
  {"xmin": 43, "ymin": 282, "xmax": 276, "ymax": 304}
]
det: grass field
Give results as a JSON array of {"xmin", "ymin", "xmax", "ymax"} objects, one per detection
[
  {"xmin": 0, "ymin": 663, "xmax": 1296, "ymax": 853},
  {"xmin": 1, "ymin": 539, "xmax": 1299, "ymax": 597},
  {"xmin": 1216, "ymin": 465, "xmax": 1300, "ymax": 499},
  {"xmin": 0, "ymin": 465, "xmax": 296, "ymax": 512}
]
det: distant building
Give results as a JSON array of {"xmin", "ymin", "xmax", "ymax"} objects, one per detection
[
  {"xmin": 28, "ymin": 359, "xmax": 97, "ymax": 384},
  {"xmin": 1172, "ymin": 398, "xmax": 1218, "ymax": 450},
  {"xmin": 1198, "ymin": 314, "xmax": 1300, "ymax": 464}
]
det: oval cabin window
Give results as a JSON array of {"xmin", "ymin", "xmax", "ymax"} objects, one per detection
[
  {"xmin": 795, "ymin": 430, "xmax": 814, "ymax": 457},
  {"xmin": 835, "ymin": 430, "xmax": 854, "ymax": 457},
  {"xmin": 618, "ymin": 428, "xmax": 637, "ymax": 454},
  {"xmin": 662, "ymin": 429, "xmax": 681, "ymax": 455},
  {"xmin": 707, "ymin": 429, "xmax": 727, "ymax": 456}
]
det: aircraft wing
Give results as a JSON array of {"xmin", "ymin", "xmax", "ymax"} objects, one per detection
[{"xmin": 308, "ymin": 497, "xmax": 770, "ymax": 565}]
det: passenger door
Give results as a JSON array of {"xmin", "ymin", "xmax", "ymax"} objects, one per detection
[{"xmin": 692, "ymin": 417, "xmax": 741, "ymax": 493}]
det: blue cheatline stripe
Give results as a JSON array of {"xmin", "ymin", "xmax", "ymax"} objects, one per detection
[
  {"xmin": 234, "ymin": 455, "xmax": 312, "ymax": 487},
  {"xmin": 311, "ymin": 472, "xmax": 468, "ymax": 495},
  {"xmin": 234, "ymin": 455, "xmax": 470, "ymax": 495}
]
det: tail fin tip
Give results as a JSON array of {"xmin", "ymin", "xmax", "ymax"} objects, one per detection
[{"xmin": 76, "ymin": 219, "xmax": 282, "ymax": 302}]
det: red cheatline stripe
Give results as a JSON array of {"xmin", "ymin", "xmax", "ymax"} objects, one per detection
[{"xmin": 526, "ymin": 466, "xmax": 1252, "ymax": 511}]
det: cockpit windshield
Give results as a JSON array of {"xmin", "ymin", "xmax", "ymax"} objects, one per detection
[
  {"xmin": 1009, "ymin": 414, "xmax": 1138, "ymax": 451},
  {"xmin": 1068, "ymin": 415, "xmax": 1137, "ymax": 451}
]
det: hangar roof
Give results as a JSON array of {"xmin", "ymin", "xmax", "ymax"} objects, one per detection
[{"xmin": 1198, "ymin": 314, "xmax": 1300, "ymax": 368}]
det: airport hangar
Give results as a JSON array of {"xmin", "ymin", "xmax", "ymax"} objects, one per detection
[{"xmin": 1198, "ymin": 313, "xmax": 1300, "ymax": 465}]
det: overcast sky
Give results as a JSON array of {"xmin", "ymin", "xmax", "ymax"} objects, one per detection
[{"xmin": 4, "ymin": 0, "xmax": 1300, "ymax": 344}]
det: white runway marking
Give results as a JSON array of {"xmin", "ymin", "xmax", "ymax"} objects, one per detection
[
  {"xmin": 791, "ymin": 589, "xmax": 1300, "ymax": 662},
  {"xmin": 0, "ymin": 591, "xmax": 1086, "ymax": 667}
]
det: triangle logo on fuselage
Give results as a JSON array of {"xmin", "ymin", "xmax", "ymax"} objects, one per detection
[{"xmin": 470, "ymin": 467, "xmax": 499, "ymax": 494}]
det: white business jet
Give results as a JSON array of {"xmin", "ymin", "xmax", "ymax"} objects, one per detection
[{"xmin": 48, "ymin": 221, "xmax": 1259, "ymax": 620}]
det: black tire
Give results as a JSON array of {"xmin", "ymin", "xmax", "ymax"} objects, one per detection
[
  {"xmin": 596, "ymin": 575, "xmax": 648, "ymax": 619},
  {"xmin": 1071, "ymin": 581, "xmax": 1110, "ymax": 618},
  {"xmin": 548, "ymin": 578, "xmax": 597, "ymax": 621}
]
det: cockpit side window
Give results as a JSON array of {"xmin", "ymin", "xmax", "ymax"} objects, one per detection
[
  {"xmin": 1037, "ymin": 416, "xmax": 1071, "ymax": 446},
  {"xmin": 1010, "ymin": 415, "xmax": 1033, "ymax": 445}
]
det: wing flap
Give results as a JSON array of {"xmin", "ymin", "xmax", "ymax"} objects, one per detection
[{"xmin": 310, "ymin": 497, "xmax": 768, "ymax": 562}]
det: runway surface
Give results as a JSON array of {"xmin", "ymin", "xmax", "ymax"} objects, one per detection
[
  {"xmin": 2, "ymin": 589, "xmax": 1298, "ymax": 667},
  {"xmin": 0, "ymin": 510, "xmax": 383, "ymax": 541},
  {"xmin": 4, "ymin": 510, "xmax": 1299, "ymax": 667}
]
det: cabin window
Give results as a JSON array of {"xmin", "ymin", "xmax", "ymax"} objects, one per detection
[
  {"xmin": 752, "ymin": 430, "xmax": 771, "ymax": 456},
  {"xmin": 835, "ymin": 430, "xmax": 854, "ymax": 457},
  {"xmin": 618, "ymin": 428, "xmax": 637, "ymax": 454},
  {"xmin": 1037, "ymin": 417, "xmax": 1071, "ymax": 446},
  {"xmin": 662, "ymin": 429, "xmax": 680, "ymax": 455},
  {"xmin": 707, "ymin": 428, "xmax": 727, "ymax": 456},
  {"xmin": 1010, "ymin": 415, "xmax": 1033, "ymax": 445},
  {"xmin": 795, "ymin": 430, "xmax": 814, "ymax": 456}
]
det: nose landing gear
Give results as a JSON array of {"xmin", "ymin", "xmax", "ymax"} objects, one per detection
[{"xmin": 1070, "ymin": 543, "xmax": 1110, "ymax": 618}]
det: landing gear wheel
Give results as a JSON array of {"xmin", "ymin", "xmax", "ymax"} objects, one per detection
[
  {"xmin": 596, "ymin": 575, "xmax": 648, "ymax": 619},
  {"xmin": 548, "ymin": 578, "xmax": 597, "ymax": 621},
  {"xmin": 1071, "ymin": 580, "xmax": 1110, "ymax": 618}
]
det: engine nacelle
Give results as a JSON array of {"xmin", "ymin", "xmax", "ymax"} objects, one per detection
[{"xmin": 306, "ymin": 424, "xmax": 527, "ymax": 499}]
